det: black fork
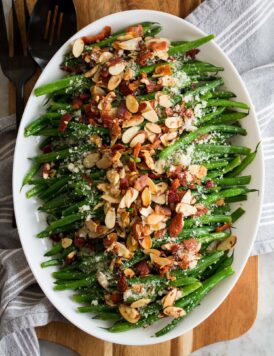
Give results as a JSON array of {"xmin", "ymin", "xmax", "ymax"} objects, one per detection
[{"xmin": 0, "ymin": 0, "xmax": 37, "ymax": 129}]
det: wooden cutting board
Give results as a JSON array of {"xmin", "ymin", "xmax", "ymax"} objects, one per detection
[{"xmin": 9, "ymin": 1, "xmax": 258, "ymax": 354}]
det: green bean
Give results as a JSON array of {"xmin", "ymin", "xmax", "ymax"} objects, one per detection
[
  {"xmin": 44, "ymin": 242, "xmax": 63, "ymax": 257},
  {"xmin": 168, "ymin": 34, "xmax": 215, "ymax": 56},
  {"xmin": 183, "ymin": 78, "xmax": 224, "ymax": 97},
  {"xmin": 210, "ymin": 91, "xmax": 236, "ymax": 99},
  {"xmin": 201, "ymin": 187, "xmax": 250, "ymax": 207},
  {"xmin": 181, "ymin": 63, "xmax": 224, "ymax": 74},
  {"xmin": 54, "ymin": 275, "xmax": 96, "ymax": 290},
  {"xmin": 207, "ymin": 156, "xmax": 242, "ymax": 178},
  {"xmin": 41, "ymin": 259, "xmax": 63, "ymax": 268},
  {"xmin": 216, "ymin": 176, "xmax": 251, "ymax": 186},
  {"xmin": 33, "ymin": 144, "xmax": 92, "ymax": 163},
  {"xmin": 225, "ymin": 195, "xmax": 247, "ymax": 203},
  {"xmin": 207, "ymin": 111, "xmax": 248, "ymax": 125},
  {"xmin": 52, "ymin": 271, "xmax": 87, "ymax": 280},
  {"xmin": 204, "ymin": 160, "xmax": 229, "ymax": 170},
  {"xmin": 38, "ymin": 177, "xmax": 70, "ymax": 200},
  {"xmin": 207, "ymin": 99, "xmax": 249, "ymax": 110},
  {"xmin": 24, "ymin": 113, "xmax": 62, "ymax": 136},
  {"xmin": 22, "ymin": 162, "xmax": 41, "ymax": 188},
  {"xmin": 183, "ymin": 214, "xmax": 232, "ymax": 229},
  {"xmin": 108, "ymin": 314, "xmax": 160, "ymax": 333},
  {"xmin": 231, "ymin": 207, "xmax": 245, "ymax": 223},
  {"xmin": 159, "ymin": 125, "xmax": 247, "ymax": 159},
  {"xmin": 198, "ymin": 107, "xmax": 226, "ymax": 124},
  {"xmin": 26, "ymin": 184, "xmax": 46, "ymax": 199},
  {"xmin": 198, "ymin": 231, "xmax": 231, "ymax": 244},
  {"xmin": 78, "ymin": 304, "xmax": 115, "ymax": 313},
  {"xmin": 34, "ymin": 75, "xmax": 85, "ymax": 96},
  {"xmin": 93, "ymin": 312, "xmax": 121, "ymax": 321},
  {"xmin": 195, "ymin": 144, "xmax": 251, "ymax": 156},
  {"xmin": 40, "ymin": 213, "xmax": 82, "ymax": 233},
  {"xmin": 227, "ymin": 143, "xmax": 259, "ymax": 177},
  {"xmin": 170, "ymin": 277, "xmax": 198, "ymax": 287}
]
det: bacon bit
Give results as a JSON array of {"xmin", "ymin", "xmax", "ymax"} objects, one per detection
[
  {"xmin": 117, "ymin": 274, "xmax": 129, "ymax": 292},
  {"xmin": 165, "ymin": 107, "xmax": 174, "ymax": 116},
  {"xmin": 111, "ymin": 119, "xmax": 121, "ymax": 141},
  {"xmin": 128, "ymin": 80, "xmax": 140, "ymax": 93},
  {"xmin": 108, "ymin": 292, "xmax": 123, "ymax": 304},
  {"xmin": 117, "ymin": 101, "xmax": 132, "ymax": 121},
  {"xmin": 137, "ymin": 50, "xmax": 153, "ymax": 66},
  {"xmin": 168, "ymin": 189, "xmax": 180, "ymax": 204},
  {"xmin": 147, "ymin": 40, "xmax": 169, "ymax": 51},
  {"xmin": 58, "ymin": 113, "xmax": 72, "ymax": 132},
  {"xmin": 194, "ymin": 206, "xmax": 209, "ymax": 217},
  {"xmin": 128, "ymin": 159, "xmax": 137, "ymax": 172},
  {"xmin": 82, "ymin": 173, "xmax": 93, "ymax": 186},
  {"xmin": 216, "ymin": 198, "xmax": 225, "ymax": 206},
  {"xmin": 145, "ymin": 79, "xmax": 163, "ymax": 93},
  {"xmin": 186, "ymin": 48, "xmax": 200, "ymax": 59},
  {"xmin": 178, "ymin": 254, "xmax": 191, "ymax": 270},
  {"xmin": 183, "ymin": 239, "xmax": 201, "ymax": 253},
  {"xmin": 79, "ymin": 92, "xmax": 90, "ymax": 101},
  {"xmin": 155, "ymin": 205, "xmax": 171, "ymax": 216},
  {"xmin": 169, "ymin": 213, "xmax": 184, "ymax": 237},
  {"xmin": 216, "ymin": 223, "xmax": 232, "ymax": 232},
  {"xmin": 133, "ymin": 142, "xmax": 142, "ymax": 158},
  {"xmin": 119, "ymin": 80, "xmax": 133, "ymax": 95},
  {"xmin": 172, "ymin": 178, "xmax": 180, "ymax": 190},
  {"xmin": 135, "ymin": 260, "xmax": 151, "ymax": 276},
  {"xmin": 120, "ymin": 178, "xmax": 130, "ymax": 190},
  {"xmin": 126, "ymin": 24, "xmax": 143, "ymax": 37},
  {"xmin": 71, "ymin": 98, "xmax": 83, "ymax": 110},
  {"xmin": 42, "ymin": 145, "xmax": 52, "ymax": 154},
  {"xmin": 111, "ymin": 143, "xmax": 125, "ymax": 152},
  {"xmin": 159, "ymin": 264, "xmax": 172, "ymax": 277},
  {"xmin": 104, "ymin": 232, "xmax": 118, "ymax": 248},
  {"xmin": 74, "ymin": 236, "xmax": 86, "ymax": 248},
  {"xmin": 134, "ymin": 175, "xmax": 148, "ymax": 191},
  {"xmin": 154, "ymin": 64, "xmax": 172, "ymax": 77},
  {"xmin": 101, "ymin": 112, "xmax": 113, "ymax": 128},
  {"xmin": 146, "ymin": 138, "xmax": 162, "ymax": 150},
  {"xmin": 49, "ymin": 234, "xmax": 61, "ymax": 242},
  {"xmin": 82, "ymin": 26, "xmax": 111, "ymax": 44},
  {"xmin": 154, "ymin": 228, "xmax": 167, "ymax": 239},
  {"xmin": 206, "ymin": 180, "xmax": 215, "ymax": 189}
]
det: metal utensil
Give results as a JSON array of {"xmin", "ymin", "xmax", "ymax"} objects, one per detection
[
  {"xmin": 0, "ymin": 0, "xmax": 37, "ymax": 129},
  {"xmin": 27, "ymin": 0, "xmax": 77, "ymax": 69}
]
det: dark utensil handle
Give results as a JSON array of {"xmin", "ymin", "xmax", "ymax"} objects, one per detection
[{"xmin": 15, "ymin": 82, "xmax": 25, "ymax": 130}]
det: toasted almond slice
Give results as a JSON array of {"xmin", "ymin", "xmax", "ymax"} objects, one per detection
[
  {"xmin": 61, "ymin": 237, "xmax": 73, "ymax": 249},
  {"xmin": 130, "ymin": 132, "xmax": 147, "ymax": 147},
  {"xmin": 150, "ymin": 221, "xmax": 166, "ymax": 231},
  {"xmin": 154, "ymin": 159, "xmax": 166, "ymax": 175},
  {"xmin": 96, "ymin": 155, "xmax": 112, "ymax": 169},
  {"xmin": 123, "ymin": 115, "xmax": 144, "ymax": 128},
  {"xmin": 124, "ymin": 268, "xmax": 135, "ymax": 278},
  {"xmin": 109, "ymin": 62, "xmax": 126, "ymax": 75},
  {"xmin": 119, "ymin": 187, "xmax": 139, "ymax": 209},
  {"xmin": 119, "ymin": 304, "xmax": 140, "ymax": 323},
  {"xmin": 97, "ymin": 271, "xmax": 109, "ymax": 289},
  {"xmin": 142, "ymin": 109, "xmax": 158, "ymax": 123},
  {"xmin": 141, "ymin": 187, "xmax": 151, "ymax": 207},
  {"xmin": 147, "ymin": 132, "xmax": 157, "ymax": 143},
  {"xmin": 217, "ymin": 235, "xmax": 237, "ymax": 251},
  {"xmin": 189, "ymin": 164, "xmax": 208, "ymax": 179},
  {"xmin": 162, "ymin": 288, "xmax": 178, "ymax": 308},
  {"xmin": 106, "ymin": 169, "xmax": 120, "ymax": 185},
  {"xmin": 140, "ymin": 101, "xmax": 153, "ymax": 113},
  {"xmin": 163, "ymin": 306, "xmax": 186, "ymax": 318},
  {"xmin": 126, "ymin": 95, "xmax": 139, "ymax": 113},
  {"xmin": 142, "ymin": 151, "xmax": 155, "ymax": 170},
  {"xmin": 126, "ymin": 235, "xmax": 138, "ymax": 252},
  {"xmin": 122, "ymin": 126, "xmax": 140, "ymax": 144},
  {"xmin": 116, "ymin": 37, "xmax": 142, "ymax": 50},
  {"xmin": 157, "ymin": 93, "xmax": 172, "ymax": 108},
  {"xmin": 151, "ymin": 194, "xmax": 166, "ymax": 205},
  {"xmin": 105, "ymin": 207, "xmax": 116, "ymax": 229},
  {"xmin": 150, "ymin": 254, "xmax": 173, "ymax": 266},
  {"xmin": 139, "ymin": 206, "xmax": 153, "ymax": 217},
  {"xmin": 97, "ymin": 183, "xmax": 109, "ymax": 192},
  {"xmin": 117, "ymin": 33, "xmax": 134, "ymax": 41},
  {"xmin": 85, "ymin": 64, "xmax": 99, "ymax": 78},
  {"xmin": 143, "ymin": 248, "xmax": 161, "ymax": 256},
  {"xmin": 123, "ymin": 67, "xmax": 134, "ymax": 81},
  {"xmin": 176, "ymin": 202, "xmax": 197, "ymax": 217},
  {"xmin": 139, "ymin": 235, "xmax": 152, "ymax": 249},
  {"xmin": 130, "ymin": 298, "xmax": 151, "ymax": 309},
  {"xmin": 83, "ymin": 152, "xmax": 100, "ymax": 168},
  {"xmin": 72, "ymin": 38, "xmax": 84, "ymax": 58},
  {"xmin": 147, "ymin": 213, "xmax": 165, "ymax": 225},
  {"xmin": 99, "ymin": 51, "xmax": 113, "ymax": 63},
  {"xmin": 181, "ymin": 189, "xmax": 192, "ymax": 204},
  {"xmin": 160, "ymin": 132, "xmax": 178, "ymax": 146},
  {"xmin": 108, "ymin": 73, "xmax": 123, "ymax": 91},
  {"xmin": 156, "ymin": 182, "xmax": 168, "ymax": 195},
  {"xmin": 101, "ymin": 194, "xmax": 120, "ymax": 204},
  {"xmin": 145, "ymin": 123, "xmax": 162, "ymax": 134},
  {"xmin": 85, "ymin": 219, "xmax": 98, "ymax": 233},
  {"xmin": 165, "ymin": 116, "xmax": 183, "ymax": 129},
  {"xmin": 113, "ymin": 242, "xmax": 133, "ymax": 258},
  {"xmin": 147, "ymin": 177, "xmax": 158, "ymax": 194}
]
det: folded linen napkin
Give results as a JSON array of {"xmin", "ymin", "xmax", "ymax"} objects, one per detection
[{"xmin": 1, "ymin": 0, "xmax": 274, "ymax": 354}]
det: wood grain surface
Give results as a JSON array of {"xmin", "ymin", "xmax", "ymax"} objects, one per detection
[{"xmin": 8, "ymin": 1, "xmax": 258, "ymax": 355}]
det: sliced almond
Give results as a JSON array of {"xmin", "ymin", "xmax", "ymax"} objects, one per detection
[
  {"xmin": 99, "ymin": 51, "xmax": 113, "ymax": 63},
  {"xmin": 154, "ymin": 159, "xmax": 166, "ymax": 175},
  {"xmin": 85, "ymin": 64, "xmax": 99, "ymax": 78},
  {"xmin": 85, "ymin": 219, "xmax": 98, "ymax": 233},
  {"xmin": 162, "ymin": 288, "xmax": 178, "ymax": 308},
  {"xmin": 90, "ymin": 85, "xmax": 106, "ymax": 97},
  {"xmin": 108, "ymin": 73, "xmax": 123, "ymax": 91},
  {"xmin": 72, "ymin": 38, "xmax": 84, "ymax": 58},
  {"xmin": 151, "ymin": 194, "xmax": 166, "ymax": 205},
  {"xmin": 217, "ymin": 235, "xmax": 237, "ymax": 251},
  {"xmin": 141, "ymin": 187, "xmax": 151, "ymax": 207},
  {"xmin": 119, "ymin": 304, "xmax": 140, "ymax": 324},
  {"xmin": 117, "ymin": 33, "xmax": 134, "ymax": 41},
  {"xmin": 140, "ymin": 101, "xmax": 153, "ymax": 113},
  {"xmin": 83, "ymin": 152, "xmax": 100, "ymax": 168},
  {"xmin": 181, "ymin": 190, "xmax": 192, "ymax": 204},
  {"xmin": 101, "ymin": 194, "xmax": 120, "ymax": 204},
  {"xmin": 106, "ymin": 169, "xmax": 120, "ymax": 185},
  {"xmin": 126, "ymin": 235, "xmax": 138, "ymax": 252},
  {"xmin": 139, "ymin": 235, "xmax": 153, "ymax": 249},
  {"xmin": 160, "ymin": 132, "xmax": 178, "ymax": 146},
  {"xmin": 147, "ymin": 177, "xmax": 158, "ymax": 194},
  {"xmin": 96, "ymin": 155, "xmax": 112, "ymax": 169},
  {"xmin": 109, "ymin": 62, "xmax": 126, "ymax": 75},
  {"xmin": 126, "ymin": 95, "xmax": 139, "ymax": 113},
  {"xmin": 130, "ymin": 298, "xmax": 151, "ymax": 309},
  {"xmin": 123, "ymin": 67, "xmax": 134, "ymax": 81},
  {"xmin": 130, "ymin": 132, "xmax": 147, "ymax": 147},
  {"xmin": 105, "ymin": 207, "xmax": 116, "ymax": 229},
  {"xmin": 119, "ymin": 187, "xmax": 139, "ymax": 209},
  {"xmin": 145, "ymin": 123, "xmax": 162, "ymax": 134},
  {"xmin": 189, "ymin": 165, "xmax": 208, "ymax": 179},
  {"xmin": 123, "ymin": 115, "xmax": 144, "ymax": 128},
  {"xmin": 113, "ymin": 242, "xmax": 132, "ymax": 259},
  {"xmin": 97, "ymin": 271, "xmax": 109, "ymax": 289},
  {"xmin": 165, "ymin": 116, "xmax": 183, "ymax": 129},
  {"xmin": 143, "ymin": 248, "xmax": 161, "ymax": 256},
  {"xmin": 115, "ymin": 37, "xmax": 142, "ymax": 50},
  {"xmin": 156, "ymin": 182, "xmax": 168, "ymax": 195},
  {"xmin": 139, "ymin": 206, "xmax": 153, "ymax": 217},
  {"xmin": 142, "ymin": 150, "xmax": 155, "ymax": 170},
  {"xmin": 147, "ymin": 213, "xmax": 165, "ymax": 225},
  {"xmin": 150, "ymin": 221, "xmax": 166, "ymax": 231},
  {"xmin": 122, "ymin": 126, "xmax": 140, "ymax": 144},
  {"xmin": 176, "ymin": 202, "xmax": 197, "ymax": 217},
  {"xmin": 124, "ymin": 268, "xmax": 135, "ymax": 278},
  {"xmin": 163, "ymin": 306, "xmax": 186, "ymax": 318},
  {"xmin": 157, "ymin": 93, "xmax": 172, "ymax": 108},
  {"xmin": 142, "ymin": 109, "xmax": 158, "ymax": 123},
  {"xmin": 150, "ymin": 254, "xmax": 173, "ymax": 267},
  {"xmin": 61, "ymin": 238, "xmax": 73, "ymax": 249}
]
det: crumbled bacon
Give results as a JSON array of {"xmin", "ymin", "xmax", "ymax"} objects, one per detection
[
  {"xmin": 117, "ymin": 274, "xmax": 129, "ymax": 292},
  {"xmin": 101, "ymin": 112, "xmax": 113, "ymax": 128},
  {"xmin": 182, "ymin": 239, "xmax": 201, "ymax": 253},
  {"xmin": 137, "ymin": 50, "xmax": 153, "ymax": 66},
  {"xmin": 206, "ymin": 180, "xmax": 215, "ymax": 189},
  {"xmin": 42, "ymin": 145, "xmax": 52, "ymax": 154},
  {"xmin": 154, "ymin": 228, "xmax": 167, "ymax": 239},
  {"xmin": 186, "ymin": 48, "xmax": 200, "ymax": 59},
  {"xmin": 154, "ymin": 64, "xmax": 172, "ymax": 77},
  {"xmin": 147, "ymin": 40, "xmax": 169, "ymax": 52},
  {"xmin": 71, "ymin": 98, "xmax": 83, "ymax": 110},
  {"xmin": 216, "ymin": 223, "xmax": 232, "ymax": 232},
  {"xmin": 145, "ymin": 79, "xmax": 163, "ymax": 93},
  {"xmin": 171, "ymin": 178, "xmax": 180, "ymax": 190},
  {"xmin": 119, "ymin": 80, "xmax": 133, "ymax": 95},
  {"xmin": 155, "ymin": 205, "xmax": 171, "ymax": 216},
  {"xmin": 133, "ymin": 142, "xmax": 142, "ymax": 158},
  {"xmin": 168, "ymin": 189, "xmax": 180, "ymax": 204},
  {"xmin": 74, "ymin": 236, "xmax": 86, "ymax": 248},
  {"xmin": 126, "ymin": 24, "xmax": 143, "ymax": 37},
  {"xmin": 135, "ymin": 260, "xmax": 150, "ymax": 276},
  {"xmin": 134, "ymin": 175, "xmax": 148, "ymax": 191},
  {"xmin": 120, "ymin": 178, "xmax": 130, "ymax": 190},
  {"xmin": 82, "ymin": 26, "xmax": 111, "ymax": 44},
  {"xmin": 117, "ymin": 101, "xmax": 132, "ymax": 121},
  {"xmin": 58, "ymin": 113, "xmax": 72, "ymax": 132},
  {"xmin": 169, "ymin": 213, "xmax": 184, "ymax": 237}
]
